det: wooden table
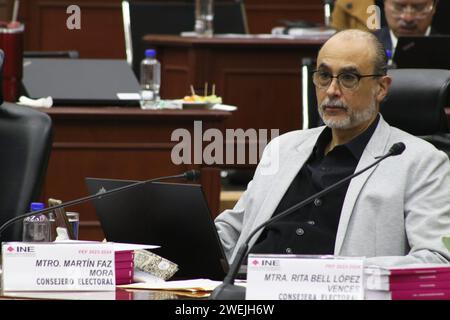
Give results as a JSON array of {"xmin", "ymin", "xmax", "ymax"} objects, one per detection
[
  {"xmin": 143, "ymin": 34, "xmax": 326, "ymax": 134},
  {"xmin": 39, "ymin": 107, "xmax": 231, "ymax": 241}
]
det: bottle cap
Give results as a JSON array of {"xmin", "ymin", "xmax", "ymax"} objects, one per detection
[
  {"xmin": 145, "ymin": 49, "xmax": 156, "ymax": 58},
  {"xmin": 30, "ymin": 202, "xmax": 45, "ymax": 211}
]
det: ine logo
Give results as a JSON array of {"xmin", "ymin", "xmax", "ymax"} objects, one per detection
[
  {"xmin": 251, "ymin": 259, "xmax": 260, "ymax": 266},
  {"xmin": 8, "ymin": 245, "xmax": 35, "ymax": 253},
  {"xmin": 250, "ymin": 258, "xmax": 281, "ymax": 270},
  {"xmin": 66, "ymin": 5, "xmax": 81, "ymax": 30},
  {"xmin": 261, "ymin": 260, "xmax": 280, "ymax": 267}
]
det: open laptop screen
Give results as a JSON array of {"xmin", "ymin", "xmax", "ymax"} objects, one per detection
[
  {"xmin": 22, "ymin": 58, "xmax": 141, "ymax": 106},
  {"xmin": 85, "ymin": 178, "xmax": 228, "ymax": 280}
]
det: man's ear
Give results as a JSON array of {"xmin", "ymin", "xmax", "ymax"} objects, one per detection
[{"xmin": 376, "ymin": 75, "xmax": 392, "ymax": 103}]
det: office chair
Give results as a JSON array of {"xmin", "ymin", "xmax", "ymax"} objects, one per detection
[
  {"xmin": 122, "ymin": 0, "xmax": 248, "ymax": 77},
  {"xmin": 0, "ymin": 53, "xmax": 53, "ymax": 242},
  {"xmin": 0, "ymin": 102, "xmax": 53, "ymax": 242},
  {"xmin": 380, "ymin": 69, "xmax": 450, "ymax": 156},
  {"xmin": 301, "ymin": 64, "xmax": 450, "ymax": 156}
]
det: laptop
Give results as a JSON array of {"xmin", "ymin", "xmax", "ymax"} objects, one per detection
[
  {"xmin": 22, "ymin": 58, "xmax": 141, "ymax": 106},
  {"xmin": 85, "ymin": 178, "xmax": 229, "ymax": 280},
  {"xmin": 393, "ymin": 36, "xmax": 450, "ymax": 69}
]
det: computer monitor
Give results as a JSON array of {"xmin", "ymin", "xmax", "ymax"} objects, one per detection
[{"xmin": 85, "ymin": 178, "xmax": 229, "ymax": 280}]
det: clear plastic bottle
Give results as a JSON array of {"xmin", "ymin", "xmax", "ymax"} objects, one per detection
[
  {"xmin": 22, "ymin": 202, "xmax": 50, "ymax": 242},
  {"xmin": 140, "ymin": 49, "xmax": 161, "ymax": 109}
]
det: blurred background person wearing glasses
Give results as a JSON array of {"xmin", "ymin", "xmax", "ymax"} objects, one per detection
[{"xmin": 375, "ymin": 0, "xmax": 439, "ymax": 53}]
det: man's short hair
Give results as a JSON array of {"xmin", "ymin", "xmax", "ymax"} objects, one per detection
[
  {"xmin": 325, "ymin": 30, "xmax": 388, "ymax": 75},
  {"xmin": 372, "ymin": 34, "xmax": 388, "ymax": 75}
]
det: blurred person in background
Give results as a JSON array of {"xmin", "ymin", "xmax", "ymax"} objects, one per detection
[{"xmin": 375, "ymin": 0, "xmax": 438, "ymax": 53}]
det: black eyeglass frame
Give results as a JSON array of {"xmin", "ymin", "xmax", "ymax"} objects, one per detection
[{"xmin": 311, "ymin": 70, "xmax": 385, "ymax": 90}]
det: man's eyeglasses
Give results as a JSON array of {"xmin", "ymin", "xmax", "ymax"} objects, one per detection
[
  {"xmin": 387, "ymin": 1, "xmax": 435, "ymax": 19},
  {"xmin": 312, "ymin": 70, "xmax": 384, "ymax": 90}
]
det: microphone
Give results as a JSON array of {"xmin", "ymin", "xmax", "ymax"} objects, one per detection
[
  {"xmin": 0, "ymin": 170, "xmax": 200, "ymax": 237},
  {"xmin": 389, "ymin": 142, "xmax": 406, "ymax": 155},
  {"xmin": 210, "ymin": 142, "xmax": 406, "ymax": 300}
]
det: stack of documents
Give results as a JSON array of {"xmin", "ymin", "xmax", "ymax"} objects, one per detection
[
  {"xmin": 119, "ymin": 279, "xmax": 246, "ymax": 298},
  {"xmin": 365, "ymin": 264, "xmax": 450, "ymax": 300}
]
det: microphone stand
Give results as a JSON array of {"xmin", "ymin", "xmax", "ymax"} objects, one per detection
[
  {"xmin": 210, "ymin": 143, "xmax": 405, "ymax": 300},
  {"xmin": 0, "ymin": 170, "xmax": 200, "ymax": 238}
]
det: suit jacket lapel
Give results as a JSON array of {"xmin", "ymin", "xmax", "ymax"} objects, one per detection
[{"xmin": 334, "ymin": 117, "xmax": 391, "ymax": 254}]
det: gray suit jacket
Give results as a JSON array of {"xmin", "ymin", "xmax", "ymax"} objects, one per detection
[{"xmin": 215, "ymin": 116, "xmax": 450, "ymax": 267}]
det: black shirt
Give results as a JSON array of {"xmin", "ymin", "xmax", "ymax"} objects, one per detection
[{"xmin": 250, "ymin": 115, "xmax": 380, "ymax": 255}]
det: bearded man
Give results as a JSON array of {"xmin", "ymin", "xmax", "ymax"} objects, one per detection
[{"xmin": 215, "ymin": 29, "xmax": 450, "ymax": 268}]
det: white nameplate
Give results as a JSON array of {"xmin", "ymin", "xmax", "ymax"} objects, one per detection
[
  {"xmin": 246, "ymin": 255, "xmax": 364, "ymax": 300},
  {"xmin": 2, "ymin": 242, "xmax": 115, "ymax": 291}
]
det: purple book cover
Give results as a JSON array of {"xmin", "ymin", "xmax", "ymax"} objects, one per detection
[
  {"xmin": 390, "ymin": 281, "xmax": 450, "ymax": 291},
  {"xmin": 116, "ymin": 277, "xmax": 134, "ymax": 285},
  {"xmin": 115, "ymin": 261, "xmax": 134, "ymax": 269},
  {"xmin": 115, "ymin": 250, "xmax": 134, "ymax": 262},
  {"xmin": 391, "ymin": 289, "xmax": 450, "ymax": 300},
  {"xmin": 116, "ymin": 268, "xmax": 133, "ymax": 279}
]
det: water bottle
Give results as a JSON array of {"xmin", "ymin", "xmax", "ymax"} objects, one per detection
[
  {"xmin": 140, "ymin": 49, "xmax": 161, "ymax": 109},
  {"xmin": 22, "ymin": 202, "xmax": 50, "ymax": 242}
]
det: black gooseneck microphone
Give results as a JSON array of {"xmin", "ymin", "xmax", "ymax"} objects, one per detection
[
  {"xmin": 0, "ymin": 170, "xmax": 200, "ymax": 237},
  {"xmin": 210, "ymin": 142, "xmax": 406, "ymax": 300}
]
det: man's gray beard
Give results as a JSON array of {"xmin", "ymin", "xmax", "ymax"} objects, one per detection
[{"xmin": 318, "ymin": 97, "xmax": 378, "ymax": 130}]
